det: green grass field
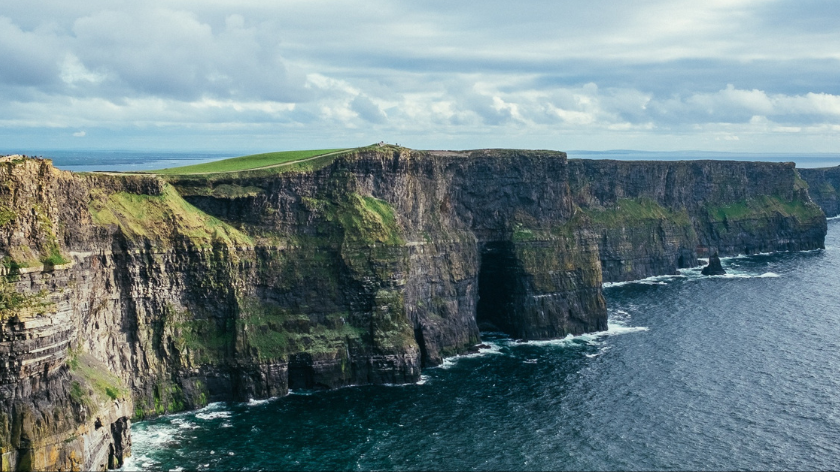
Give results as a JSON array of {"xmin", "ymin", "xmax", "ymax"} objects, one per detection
[{"xmin": 149, "ymin": 149, "xmax": 346, "ymax": 175}]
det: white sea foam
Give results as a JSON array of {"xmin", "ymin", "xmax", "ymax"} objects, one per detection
[
  {"xmin": 118, "ymin": 455, "xmax": 158, "ymax": 471},
  {"xmin": 118, "ymin": 415, "xmax": 191, "ymax": 471},
  {"xmin": 196, "ymin": 402, "xmax": 227, "ymax": 412},
  {"xmin": 438, "ymin": 340, "xmax": 504, "ymax": 369},
  {"xmin": 247, "ymin": 397, "xmax": 276, "ymax": 406},
  {"xmin": 701, "ymin": 271, "xmax": 781, "ymax": 280},
  {"xmin": 605, "ymin": 323, "xmax": 650, "ymax": 335},
  {"xmin": 677, "ymin": 265, "xmax": 783, "ymax": 280},
  {"xmin": 519, "ymin": 320, "xmax": 648, "ymax": 348},
  {"xmin": 603, "ymin": 273, "xmax": 684, "ymax": 288},
  {"xmin": 584, "ymin": 346, "xmax": 612, "ymax": 358},
  {"xmin": 416, "ymin": 374, "xmax": 429, "ymax": 385},
  {"xmin": 523, "ymin": 332, "xmax": 598, "ymax": 347},
  {"xmin": 195, "ymin": 410, "xmax": 231, "ymax": 421},
  {"xmin": 170, "ymin": 418, "xmax": 199, "ymax": 430}
]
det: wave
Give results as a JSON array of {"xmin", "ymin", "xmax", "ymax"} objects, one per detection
[
  {"xmin": 678, "ymin": 266, "xmax": 781, "ymax": 280},
  {"xmin": 585, "ymin": 345, "xmax": 613, "ymax": 358},
  {"xmin": 246, "ymin": 397, "xmax": 279, "ymax": 406},
  {"xmin": 437, "ymin": 340, "xmax": 505, "ymax": 369},
  {"xmin": 118, "ymin": 402, "xmax": 236, "ymax": 470},
  {"xmin": 195, "ymin": 410, "xmax": 232, "ymax": 421},
  {"xmin": 170, "ymin": 418, "xmax": 199, "ymax": 430},
  {"xmin": 603, "ymin": 274, "xmax": 685, "ymax": 288},
  {"xmin": 519, "ymin": 320, "xmax": 649, "ymax": 348}
]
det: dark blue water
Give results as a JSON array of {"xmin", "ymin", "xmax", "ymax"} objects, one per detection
[{"xmin": 124, "ymin": 220, "xmax": 840, "ymax": 471}]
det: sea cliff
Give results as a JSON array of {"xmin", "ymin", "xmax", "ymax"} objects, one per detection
[
  {"xmin": 0, "ymin": 148, "xmax": 826, "ymax": 470},
  {"xmin": 799, "ymin": 166, "xmax": 840, "ymax": 217}
]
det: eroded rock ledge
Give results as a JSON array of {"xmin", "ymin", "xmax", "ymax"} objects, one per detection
[{"xmin": 0, "ymin": 148, "xmax": 826, "ymax": 470}]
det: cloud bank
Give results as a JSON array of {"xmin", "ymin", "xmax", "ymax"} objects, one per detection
[{"xmin": 1, "ymin": 0, "xmax": 839, "ymax": 152}]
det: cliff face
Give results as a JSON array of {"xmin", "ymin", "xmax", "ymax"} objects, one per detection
[
  {"xmin": 0, "ymin": 149, "xmax": 827, "ymax": 470},
  {"xmin": 567, "ymin": 159, "xmax": 826, "ymax": 281},
  {"xmin": 799, "ymin": 166, "xmax": 840, "ymax": 217}
]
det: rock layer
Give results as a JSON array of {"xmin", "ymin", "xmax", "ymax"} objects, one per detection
[
  {"xmin": 567, "ymin": 159, "xmax": 826, "ymax": 281},
  {"xmin": 800, "ymin": 166, "xmax": 840, "ymax": 217},
  {"xmin": 0, "ymin": 148, "xmax": 827, "ymax": 470}
]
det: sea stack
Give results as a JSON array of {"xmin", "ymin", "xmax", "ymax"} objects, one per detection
[{"xmin": 701, "ymin": 252, "xmax": 727, "ymax": 276}]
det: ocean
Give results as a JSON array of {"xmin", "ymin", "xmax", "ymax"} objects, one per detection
[
  {"xmin": 120, "ymin": 218, "xmax": 840, "ymax": 471},
  {"xmin": 3, "ymin": 150, "xmax": 840, "ymax": 173}
]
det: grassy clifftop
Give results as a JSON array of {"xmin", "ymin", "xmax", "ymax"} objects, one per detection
[{"xmin": 149, "ymin": 149, "xmax": 346, "ymax": 175}]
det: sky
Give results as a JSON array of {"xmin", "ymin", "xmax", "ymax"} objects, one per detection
[{"xmin": 2, "ymin": 0, "xmax": 840, "ymax": 154}]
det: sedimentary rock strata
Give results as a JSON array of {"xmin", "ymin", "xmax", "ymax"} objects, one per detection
[{"xmin": 0, "ymin": 148, "xmax": 826, "ymax": 470}]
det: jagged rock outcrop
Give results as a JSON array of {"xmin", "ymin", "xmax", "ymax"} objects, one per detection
[
  {"xmin": 0, "ymin": 148, "xmax": 827, "ymax": 470},
  {"xmin": 799, "ymin": 166, "xmax": 840, "ymax": 217},
  {"xmin": 701, "ymin": 253, "xmax": 726, "ymax": 276}
]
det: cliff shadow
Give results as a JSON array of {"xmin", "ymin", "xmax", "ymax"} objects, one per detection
[{"xmin": 476, "ymin": 242, "xmax": 520, "ymax": 336}]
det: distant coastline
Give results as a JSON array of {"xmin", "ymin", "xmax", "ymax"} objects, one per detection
[
  {"xmin": 4, "ymin": 149, "xmax": 839, "ymax": 173},
  {"xmin": 567, "ymin": 150, "xmax": 840, "ymax": 168}
]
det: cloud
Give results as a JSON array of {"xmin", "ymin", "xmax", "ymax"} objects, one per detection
[
  {"xmin": 0, "ymin": 16, "xmax": 65, "ymax": 88},
  {"xmin": 350, "ymin": 95, "xmax": 387, "ymax": 124},
  {"xmin": 1, "ymin": 1, "xmax": 840, "ymax": 153},
  {"xmin": 72, "ymin": 130, "xmax": 85, "ymax": 137}
]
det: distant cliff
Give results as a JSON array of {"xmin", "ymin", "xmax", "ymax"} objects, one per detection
[
  {"xmin": 799, "ymin": 166, "xmax": 840, "ymax": 217},
  {"xmin": 568, "ymin": 159, "xmax": 826, "ymax": 281},
  {"xmin": 0, "ymin": 148, "xmax": 827, "ymax": 470}
]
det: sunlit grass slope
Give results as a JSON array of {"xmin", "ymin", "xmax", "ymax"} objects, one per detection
[{"xmin": 150, "ymin": 149, "xmax": 346, "ymax": 175}]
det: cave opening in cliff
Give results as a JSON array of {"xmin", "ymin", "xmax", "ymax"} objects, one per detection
[{"xmin": 476, "ymin": 242, "xmax": 519, "ymax": 335}]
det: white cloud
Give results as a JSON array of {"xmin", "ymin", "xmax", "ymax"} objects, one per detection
[
  {"xmin": 1, "ymin": 1, "xmax": 840, "ymax": 152},
  {"xmin": 72, "ymin": 130, "xmax": 85, "ymax": 137},
  {"xmin": 59, "ymin": 54, "xmax": 106, "ymax": 84}
]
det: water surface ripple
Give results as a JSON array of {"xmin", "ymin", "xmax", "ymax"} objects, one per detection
[{"xmin": 125, "ymin": 220, "xmax": 840, "ymax": 471}]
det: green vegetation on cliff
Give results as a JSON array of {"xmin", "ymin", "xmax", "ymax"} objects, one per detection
[
  {"xmin": 68, "ymin": 352, "xmax": 126, "ymax": 407},
  {"xmin": 0, "ymin": 281, "xmax": 52, "ymax": 319},
  {"xmin": 0, "ymin": 204, "xmax": 15, "ymax": 226},
  {"xmin": 705, "ymin": 195, "xmax": 823, "ymax": 223},
  {"xmin": 150, "ymin": 149, "xmax": 345, "ymax": 175},
  {"xmin": 324, "ymin": 193, "xmax": 404, "ymax": 246},
  {"xmin": 237, "ymin": 297, "xmax": 365, "ymax": 360},
  {"xmin": 88, "ymin": 185, "xmax": 253, "ymax": 247},
  {"xmin": 581, "ymin": 198, "xmax": 692, "ymax": 228}
]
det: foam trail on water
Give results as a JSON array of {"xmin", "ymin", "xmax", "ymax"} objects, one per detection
[
  {"xmin": 520, "ymin": 320, "xmax": 648, "ymax": 348},
  {"xmin": 438, "ymin": 340, "xmax": 504, "ymax": 369},
  {"xmin": 604, "ymin": 273, "xmax": 685, "ymax": 288},
  {"xmin": 246, "ymin": 397, "xmax": 278, "ymax": 406}
]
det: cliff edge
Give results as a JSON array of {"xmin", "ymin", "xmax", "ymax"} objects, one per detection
[{"xmin": 0, "ymin": 148, "xmax": 826, "ymax": 470}]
